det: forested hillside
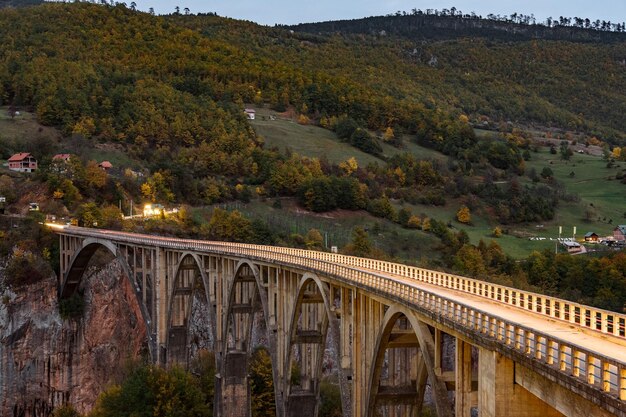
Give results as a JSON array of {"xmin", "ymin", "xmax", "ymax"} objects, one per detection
[
  {"xmin": 286, "ymin": 14, "xmax": 626, "ymax": 144},
  {"xmin": 0, "ymin": 3, "xmax": 625, "ymax": 312},
  {"xmin": 0, "ymin": 0, "xmax": 42, "ymax": 8}
]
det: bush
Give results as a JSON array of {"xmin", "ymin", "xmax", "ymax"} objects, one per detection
[
  {"xmin": 59, "ymin": 293, "xmax": 85, "ymax": 320},
  {"xmin": 319, "ymin": 379, "xmax": 342, "ymax": 417},
  {"xmin": 90, "ymin": 364, "xmax": 210, "ymax": 417},
  {"xmin": 350, "ymin": 128, "xmax": 382, "ymax": 156},
  {"xmin": 4, "ymin": 250, "xmax": 52, "ymax": 288},
  {"xmin": 334, "ymin": 117, "xmax": 359, "ymax": 140}
]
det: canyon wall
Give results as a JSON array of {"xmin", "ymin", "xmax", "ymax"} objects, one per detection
[{"xmin": 0, "ymin": 260, "xmax": 147, "ymax": 416}]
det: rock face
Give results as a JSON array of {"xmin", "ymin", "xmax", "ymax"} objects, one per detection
[{"xmin": 0, "ymin": 260, "xmax": 148, "ymax": 416}]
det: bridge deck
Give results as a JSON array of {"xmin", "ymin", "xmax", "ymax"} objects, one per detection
[{"xmin": 360, "ymin": 266, "xmax": 626, "ymax": 362}]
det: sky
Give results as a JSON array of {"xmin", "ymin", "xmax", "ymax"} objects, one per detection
[{"xmin": 131, "ymin": 0, "xmax": 626, "ymax": 26}]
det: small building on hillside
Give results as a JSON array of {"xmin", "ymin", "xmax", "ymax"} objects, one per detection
[
  {"xmin": 584, "ymin": 232, "xmax": 599, "ymax": 242},
  {"xmin": 8, "ymin": 153, "xmax": 37, "ymax": 172},
  {"xmin": 98, "ymin": 161, "xmax": 113, "ymax": 171},
  {"xmin": 562, "ymin": 241, "xmax": 582, "ymax": 253},
  {"xmin": 244, "ymin": 108, "xmax": 256, "ymax": 120},
  {"xmin": 53, "ymin": 153, "xmax": 72, "ymax": 162},
  {"xmin": 614, "ymin": 225, "xmax": 626, "ymax": 242}
]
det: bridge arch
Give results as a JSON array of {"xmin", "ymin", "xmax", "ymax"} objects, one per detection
[
  {"xmin": 165, "ymin": 252, "xmax": 215, "ymax": 366},
  {"xmin": 60, "ymin": 238, "xmax": 154, "ymax": 358},
  {"xmin": 366, "ymin": 305, "xmax": 453, "ymax": 417},
  {"xmin": 284, "ymin": 273, "xmax": 351, "ymax": 417},
  {"xmin": 221, "ymin": 259, "xmax": 282, "ymax": 417}
]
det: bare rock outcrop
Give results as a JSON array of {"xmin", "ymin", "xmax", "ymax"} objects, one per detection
[{"xmin": 0, "ymin": 260, "xmax": 147, "ymax": 416}]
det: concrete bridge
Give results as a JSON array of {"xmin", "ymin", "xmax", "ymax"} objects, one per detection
[{"xmin": 50, "ymin": 225, "xmax": 626, "ymax": 417}]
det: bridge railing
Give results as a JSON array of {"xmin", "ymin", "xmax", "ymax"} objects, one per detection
[
  {"xmin": 204, "ymin": 241, "xmax": 626, "ymax": 341},
  {"xmin": 60, "ymin": 226, "xmax": 626, "ymax": 340},
  {"xmin": 56, "ymin": 227, "xmax": 626, "ymax": 404}
]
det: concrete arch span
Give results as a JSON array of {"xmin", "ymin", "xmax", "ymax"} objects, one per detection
[
  {"xmin": 367, "ymin": 306, "xmax": 453, "ymax": 417},
  {"xmin": 60, "ymin": 238, "xmax": 155, "ymax": 359},
  {"xmin": 220, "ymin": 259, "xmax": 282, "ymax": 417},
  {"xmin": 165, "ymin": 252, "xmax": 215, "ymax": 367},
  {"xmin": 284, "ymin": 273, "xmax": 352, "ymax": 417}
]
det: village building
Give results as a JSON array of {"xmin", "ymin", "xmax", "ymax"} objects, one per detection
[
  {"xmin": 244, "ymin": 108, "xmax": 256, "ymax": 120},
  {"xmin": 562, "ymin": 241, "xmax": 582, "ymax": 253},
  {"xmin": 584, "ymin": 232, "xmax": 599, "ymax": 243},
  {"xmin": 614, "ymin": 225, "xmax": 626, "ymax": 242},
  {"xmin": 8, "ymin": 153, "xmax": 37, "ymax": 172},
  {"xmin": 98, "ymin": 161, "xmax": 113, "ymax": 171},
  {"xmin": 53, "ymin": 153, "xmax": 72, "ymax": 162}
]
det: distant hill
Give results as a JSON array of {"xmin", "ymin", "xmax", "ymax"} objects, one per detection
[
  {"xmin": 288, "ymin": 12, "xmax": 626, "ymax": 43},
  {"xmin": 0, "ymin": 3, "xmax": 624, "ymax": 146},
  {"xmin": 0, "ymin": 0, "xmax": 43, "ymax": 8}
]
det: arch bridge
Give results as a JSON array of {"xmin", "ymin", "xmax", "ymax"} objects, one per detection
[{"xmin": 51, "ymin": 225, "xmax": 626, "ymax": 417}]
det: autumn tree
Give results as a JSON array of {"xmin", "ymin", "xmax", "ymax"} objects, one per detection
[
  {"xmin": 203, "ymin": 208, "xmax": 254, "ymax": 242},
  {"xmin": 382, "ymin": 127, "xmax": 395, "ymax": 142},
  {"xmin": 338, "ymin": 157, "xmax": 358, "ymax": 176},
  {"xmin": 343, "ymin": 227, "xmax": 372, "ymax": 257},
  {"xmin": 456, "ymin": 206, "xmax": 471, "ymax": 224},
  {"xmin": 305, "ymin": 229, "xmax": 324, "ymax": 250},
  {"xmin": 85, "ymin": 160, "xmax": 107, "ymax": 189},
  {"xmin": 249, "ymin": 347, "xmax": 275, "ymax": 417}
]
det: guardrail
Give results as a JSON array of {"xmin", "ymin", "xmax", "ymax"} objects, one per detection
[{"xmin": 53, "ymin": 226, "xmax": 626, "ymax": 404}]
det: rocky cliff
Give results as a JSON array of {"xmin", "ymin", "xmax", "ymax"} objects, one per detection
[{"xmin": 0, "ymin": 260, "xmax": 148, "ymax": 416}]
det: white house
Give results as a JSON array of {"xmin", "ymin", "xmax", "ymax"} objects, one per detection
[{"xmin": 244, "ymin": 108, "xmax": 256, "ymax": 120}]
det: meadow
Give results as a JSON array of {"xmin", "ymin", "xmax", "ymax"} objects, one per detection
[{"xmin": 251, "ymin": 110, "xmax": 624, "ymax": 258}]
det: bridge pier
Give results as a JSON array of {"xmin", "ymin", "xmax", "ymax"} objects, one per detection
[
  {"xmin": 478, "ymin": 348, "xmax": 564, "ymax": 417},
  {"xmin": 455, "ymin": 339, "xmax": 476, "ymax": 417},
  {"xmin": 221, "ymin": 351, "xmax": 251, "ymax": 417}
]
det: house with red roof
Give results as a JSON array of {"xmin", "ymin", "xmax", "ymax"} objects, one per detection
[
  {"xmin": 8, "ymin": 153, "xmax": 37, "ymax": 172},
  {"xmin": 98, "ymin": 161, "xmax": 113, "ymax": 171},
  {"xmin": 53, "ymin": 153, "xmax": 72, "ymax": 162}
]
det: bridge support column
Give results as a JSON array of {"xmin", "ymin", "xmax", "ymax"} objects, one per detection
[
  {"xmin": 221, "ymin": 352, "xmax": 250, "ymax": 417},
  {"xmin": 455, "ymin": 339, "xmax": 474, "ymax": 417},
  {"xmin": 155, "ymin": 247, "xmax": 168, "ymax": 364},
  {"xmin": 478, "ymin": 348, "xmax": 563, "ymax": 417}
]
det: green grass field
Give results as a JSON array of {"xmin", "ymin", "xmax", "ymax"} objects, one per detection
[
  {"xmin": 0, "ymin": 107, "xmax": 60, "ymax": 147},
  {"xmin": 524, "ymin": 149, "xmax": 624, "ymax": 235},
  {"xmin": 250, "ymin": 107, "xmax": 448, "ymax": 165},
  {"xmin": 250, "ymin": 111, "xmax": 625, "ymax": 258},
  {"xmin": 247, "ymin": 109, "xmax": 626, "ymax": 258}
]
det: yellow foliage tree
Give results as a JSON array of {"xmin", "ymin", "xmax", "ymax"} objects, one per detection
[
  {"xmin": 382, "ymin": 127, "xmax": 394, "ymax": 142},
  {"xmin": 407, "ymin": 215, "xmax": 421, "ymax": 229},
  {"xmin": 72, "ymin": 116, "xmax": 96, "ymax": 138},
  {"xmin": 339, "ymin": 157, "xmax": 358, "ymax": 176},
  {"xmin": 457, "ymin": 206, "xmax": 471, "ymax": 224},
  {"xmin": 297, "ymin": 114, "xmax": 309, "ymax": 125},
  {"xmin": 85, "ymin": 160, "xmax": 107, "ymax": 188}
]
